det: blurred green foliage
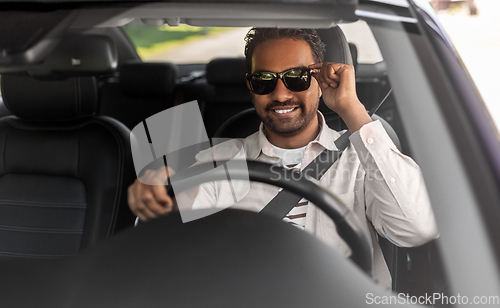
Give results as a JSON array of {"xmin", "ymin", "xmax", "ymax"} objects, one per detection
[{"xmin": 122, "ymin": 20, "xmax": 231, "ymax": 59}]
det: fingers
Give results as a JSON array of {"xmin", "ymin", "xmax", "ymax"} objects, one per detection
[
  {"xmin": 128, "ymin": 181, "xmax": 158, "ymax": 222},
  {"xmin": 309, "ymin": 63, "xmax": 354, "ymax": 90},
  {"xmin": 151, "ymin": 184, "xmax": 173, "ymax": 207},
  {"xmin": 127, "ymin": 166, "xmax": 176, "ymax": 222},
  {"xmin": 310, "ymin": 62, "xmax": 359, "ymax": 114},
  {"xmin": 308, "ymin": 63, "xmax": 323, "ymax": 69},
  {"xmin": 332, "ymin": 64, "xmax": 356, "ymax": 87}
]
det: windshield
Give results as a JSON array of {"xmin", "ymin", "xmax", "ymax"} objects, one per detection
[
  {"xmin": 3, "ymin": 2, "xmax": 500, "ymax": 305},
  {"xmin": 122, "ymin": 20, "xmax": 383, "ymax": 64}
]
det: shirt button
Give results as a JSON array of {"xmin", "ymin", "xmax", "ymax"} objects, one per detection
[
  {"xmin": 390, "ymin": 177, "xmax": 396, "ymax": 183},
  {"xmin": 367, "ymin": 138, "xmax": 374, "ymax": 144}
]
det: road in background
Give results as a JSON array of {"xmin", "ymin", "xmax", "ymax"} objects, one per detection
[
  {"xmin": 144, "ymin": 27, "xmax": 249, "ymax": 64},
  {"xmin": 435, "ymin": 0, "xmax": 500, "ymax": 128},
  {"xmin": 147, "ymin": 23, "xmax": 383, "ymax": 64}
]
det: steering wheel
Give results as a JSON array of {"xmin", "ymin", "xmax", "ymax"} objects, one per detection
[
  {"xmin": 165, "ymin": 160, "xmax": 373, "ymax": 275},
  {"xmin": 0, "ymin": 160, "xmax": 378, "ymax": 308}
]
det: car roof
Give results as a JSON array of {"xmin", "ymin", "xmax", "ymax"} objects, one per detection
[{"xmin": 0, "ymin": 0, "xmax": 416, "ymax": 73}]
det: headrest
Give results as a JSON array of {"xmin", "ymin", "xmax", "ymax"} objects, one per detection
[
  {"xmin": 21, "ymin": 33, "xmax": 117, "ymax": 79},
  {"xmin": 206, "ymin": 58, "xmax": 247, "ymax": 86},
  {"xmin": 317, "ymin": 26, "xmax": 355, "ymax": 115},
  {"xmin": 317, "ymin": 26, "xmax": 353, "ymax": 66},
  {"xmin": 1, "ymin": 75, "xmax": 97, "ymax": 121},
  {"xmin": 119, "ymin": 61, "xmax": 178, "ymax": 98},
  {"xmin": 348, "ymin": 42, "xmax": 358, "ymax": 72}
]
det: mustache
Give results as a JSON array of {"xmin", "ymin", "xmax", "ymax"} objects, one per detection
[{"xmin": 265, "ymin": 100, "xmax": 304, "ymax": 112}]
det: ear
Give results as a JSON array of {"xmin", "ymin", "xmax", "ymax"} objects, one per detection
[
  {"xmin": 246, "ymin": 80, "xmax": 257, "ymax": 101},
  {"xmin": 246, "ymin": 80, "xmax": 252, "ymax": 93}
]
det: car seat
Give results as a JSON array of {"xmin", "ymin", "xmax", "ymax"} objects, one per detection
[
  {"xmin": 0, "ymin": 35, "xmax": 136, "ymax": 258},
  {"xmin": 200, "ymin": 57, "xmax": 253, "ymax": 137},
  {"xmin": 98, "ymin": 60, "xmax": 178, "ymax": 130}
]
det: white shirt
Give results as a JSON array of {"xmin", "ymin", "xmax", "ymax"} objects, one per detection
[{"xmin": 187, "ymin": 112, "xmax": 439, "ymax": 290}]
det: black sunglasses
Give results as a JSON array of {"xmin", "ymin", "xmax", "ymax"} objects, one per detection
[{"xmin": 246, "ymin": 68, "xmax": 320, "ymax": 95}]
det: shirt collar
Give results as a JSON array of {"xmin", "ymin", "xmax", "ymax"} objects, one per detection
[
  {"xmin": 312, "ymin": 111, "xmax": 341, "ymax": 151},
  {"xmin": 249, "ymin": 111, "xmax": 341, "ymax": 160}
]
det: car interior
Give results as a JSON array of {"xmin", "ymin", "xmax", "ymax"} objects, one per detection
[{"xmin": 2, "ymin": 0, "xmax": 498, "ymax": 306}]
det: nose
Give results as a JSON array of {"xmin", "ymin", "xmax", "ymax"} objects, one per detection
[{"xmin": 269, "ymin": 77, "xmax": 293, "ymax": 102}]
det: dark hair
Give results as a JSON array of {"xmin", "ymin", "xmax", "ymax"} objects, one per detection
[{"xmin": 244, "ymin": 28, "xmax": 326, "ymax": 73}]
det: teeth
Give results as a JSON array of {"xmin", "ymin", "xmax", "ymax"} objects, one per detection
[{"xmin": 274, "ymin": 108, "xmax": 295, "ymax": 114}]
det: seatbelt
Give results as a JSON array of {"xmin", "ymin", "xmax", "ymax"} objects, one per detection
[{"xmin": 260, "ymin": 89, "xmax": 392, "ymax": 219}]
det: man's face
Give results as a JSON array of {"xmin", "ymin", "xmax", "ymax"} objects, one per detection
[{"xmin": 249, "ymin": 38, "xmax": 322, "ymax": 137}]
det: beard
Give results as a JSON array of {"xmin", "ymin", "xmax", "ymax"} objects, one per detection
[{"xmin": 256, "ymin": 99, "xmax": 318, "ymax": 136}]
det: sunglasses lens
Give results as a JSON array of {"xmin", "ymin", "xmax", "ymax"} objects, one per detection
[
  {"xmin": 248, "ymin": 69, "xmax": 312, "ymax": 95},
  {"xmin": 249, "ymin": 72, "xmax": 276, "ymax": 95},
  {"xmin": 283, "ymin": 69, "xmax": 311, "ymax": 92}
]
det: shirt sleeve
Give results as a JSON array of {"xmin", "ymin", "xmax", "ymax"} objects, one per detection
[
  {"xmin": 349, "ymin": 120, "xmax": 439, "ymax": 247},
  {"xmin": 184, "ymin": 139, "xmax": 251, "ymax": 212}
]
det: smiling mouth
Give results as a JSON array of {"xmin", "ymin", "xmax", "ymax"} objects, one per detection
[{"xmin": 273, "ymin": 107, "xmax": 298, "ymax": 114}]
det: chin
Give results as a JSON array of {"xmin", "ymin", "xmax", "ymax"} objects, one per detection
[{"xmin": 266, "ymin": 121, "xmax": 308, "ymax": 137}]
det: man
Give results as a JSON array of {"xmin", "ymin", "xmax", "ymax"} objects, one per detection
[{"xmin": 128, "ymin": 28, "xmax": 438, "ymax": 290}]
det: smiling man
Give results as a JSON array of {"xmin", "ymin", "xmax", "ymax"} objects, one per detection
[
  {"xmin": 128, "ymin": 28, "xmax": 438, "ymax": 290},
  {"xmin": 246, "ymin": 30, "xmax": 372, "ymax": 148}
]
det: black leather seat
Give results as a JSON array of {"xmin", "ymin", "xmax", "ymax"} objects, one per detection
[
  {"xmin": 0, "ymin": 75, "xmax": 136, "ymax": 258},
  {"xmin": 98, "ymin": 60, "xmax": 178, "ymax": 130},
  {"xmin": 201, "ymin": 57, "xmax": 253, "ymax": 137}
]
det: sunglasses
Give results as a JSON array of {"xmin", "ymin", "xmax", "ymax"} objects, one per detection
[{"xmin": 246, "ymin": 68, "xmax": 320, "ymax": 95}]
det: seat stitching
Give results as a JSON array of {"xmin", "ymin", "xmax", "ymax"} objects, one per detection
[
  {"xmin": 89, "ymin": 116, "xmax": 127, "ymax": 237},
  {"xmin": 1, "ymin": 124, "xmax": 10, "ymax": 176},
  {"xmin": 1, "ymin": 117, "xmax": 127, "ymax": 238},
  {"xmin": 0, "ymin": 200, "xmax": 86, "ymax": 208},
  {"xmin": 335, "ymin": 27, "xmax": 347, "ymax": 64},
  {"xmin": 0, "ymin": 251, "xmax": 74, "ymax": 258},
  {"xmin": 0, "ymin": 225, "xmax": 84, "ymax": 234}
]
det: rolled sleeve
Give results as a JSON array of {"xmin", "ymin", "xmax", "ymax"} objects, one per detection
[{"xmin": 349, "ymin": 120, "xmax": 438, "ymax": 247}]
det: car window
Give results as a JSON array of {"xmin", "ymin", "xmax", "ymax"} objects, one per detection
[
  {"xmin": 339, "ymin": 20, "xmax": 383, "ymax": 64},
  {"xmin": 122, "ymin": 20, "xmax": 383, "ymax": 64},
  {"xmin": 122, "ymin": 21, "xmax": 248, "ymax": 63}
]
